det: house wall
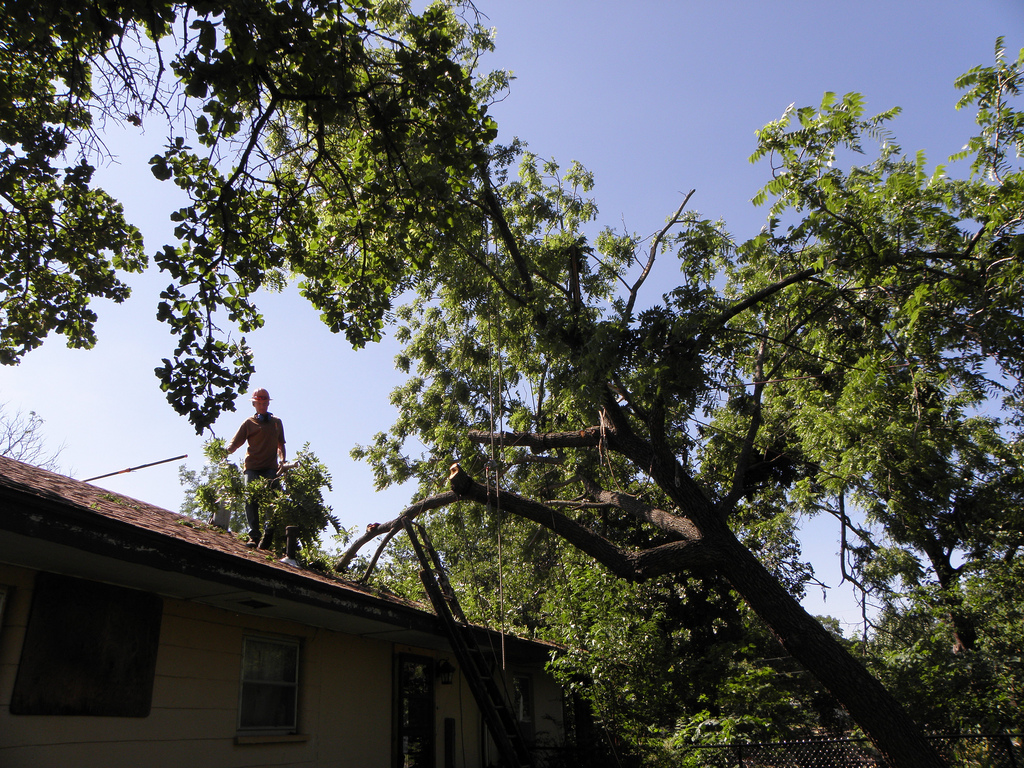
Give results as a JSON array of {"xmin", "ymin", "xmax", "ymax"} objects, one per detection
[
  {"xmin": 522, "ymin": 666, "xmax": 566, "ymax": 753},
  {"xmin": 0, "ymin": 563, "xmax": 558, "ymax": 768},
  {"xmin": 478, "ymin": 665, "xmax": 566, "ymax": 766},
  {"xmin": 0, "ymin": 562, "xmax": 398, "ymax": 767}
]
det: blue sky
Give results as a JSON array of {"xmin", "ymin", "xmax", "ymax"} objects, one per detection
[{"xmin": 2, "ymin": 1, "xmax": 1021, "ymax": 630}]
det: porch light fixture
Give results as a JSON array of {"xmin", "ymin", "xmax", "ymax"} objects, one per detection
[{"xmin": 436, "ymin": 658, "xmax": 456, "ymax": 685}]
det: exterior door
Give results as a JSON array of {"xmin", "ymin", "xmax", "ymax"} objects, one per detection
[{"xmin": 395, "ymin": 653, "xmax": 435, "ymax": 768}]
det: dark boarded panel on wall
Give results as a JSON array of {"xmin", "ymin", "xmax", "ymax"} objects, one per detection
[{"xmin": 11, "ymin": 572, "xmax": 163, "ymax": 716}]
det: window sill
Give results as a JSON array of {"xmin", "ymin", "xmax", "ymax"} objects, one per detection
[{"xmin": 235, "ymin": 733, "xmax": 309, "ymax": 746}]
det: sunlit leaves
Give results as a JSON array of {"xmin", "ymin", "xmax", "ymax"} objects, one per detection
[
  {"xmin": 953, "ymin": 37, "xmax": 1024, "ymax": 181},
  {"xmin": 0, "ymin": 3, "xmax": 150, "ymax": 365},
  {"xmin": 0, "ymin": 155, "xmax": 145, "ymax": 364},
  {"xmin": 180, "ymin": 438, "xmax": 337, "ymax": 555},
  {"xmin": 2, "ymin": 0, "xmax": 505, "ymax": 431}
]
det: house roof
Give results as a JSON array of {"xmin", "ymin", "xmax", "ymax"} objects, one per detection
[{"xmin": 0, "ymin": 454, "xmax": 555, "ymax": 662}]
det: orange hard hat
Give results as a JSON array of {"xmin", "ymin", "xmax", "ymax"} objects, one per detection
[{"xmin": 251, "ymin": 388, "xmax": 271, "ymax": 401}]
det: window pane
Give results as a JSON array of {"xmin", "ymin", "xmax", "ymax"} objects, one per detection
[
  {"xmin": 240, "ymin": 682, "xmax": 297, "ymax": 729},
  {"xmin": 396, "ymin": 654, "xmax": 434, "ymax": 768},
  {"xmin": 513, "ymin": 676, "xmax": 533, "ymax": 723},
  {"xmin": 400, "ymin": 658, "xmax": 431, "ymax": 695},
  {"xmin": 239, "ymin": 637, "xmax": 298, "ymax": 731},
  {"xmin": 242, "ymin": 638, "xmax": 298, "ymax": 683}
]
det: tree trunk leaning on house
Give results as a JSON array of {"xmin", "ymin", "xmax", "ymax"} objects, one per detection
[
  {"xmin": 340, "ymin": 50, "xmax": 1024, "ymax": 760},
  {"xmin": 7, "ymin": 6, "xmax": 1022, "ymax": 764},
  {"xmin": 342, "ymin": 446, "xmax": 948, "ymax": 768}
]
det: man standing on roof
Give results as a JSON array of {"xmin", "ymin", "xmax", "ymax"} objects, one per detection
[{"xmin": 227, "ymin": 388, "xmax": 285, "ymax": 548}]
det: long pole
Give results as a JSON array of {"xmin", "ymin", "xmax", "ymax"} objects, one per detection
[{"xmin": 82, "ymin": 455, "xmax": 188, "ymax": 483}]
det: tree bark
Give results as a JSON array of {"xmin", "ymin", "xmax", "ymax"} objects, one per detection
[
  {"xmin": 714, "ymin": 529, "xmax": 947, "ymax": 768},
  {"xmin": 447, "ymin": 471, "xmax": 720, "ymax": 580},
  {"xmin": 468, "ymin": 420, "xmax": 949, "ymax": 768},
  {"xmin": 334, "ymin": 490, "xmax": 459, "ymax": 571},
  {"xmin": 351, "ymin": 435, "xmax": 948, "ymax": 767}
]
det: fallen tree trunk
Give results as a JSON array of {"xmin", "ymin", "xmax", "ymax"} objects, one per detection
[{"xmin": 340, "ymin": 457, "xmax": 947, "ymax": 768}]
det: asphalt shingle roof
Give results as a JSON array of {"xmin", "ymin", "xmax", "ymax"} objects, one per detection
[
  {"xmin": 0, "ymin": 454, "xmax": 561, "ymax": 663},
  {"xmin": 0, "ymin": 453, "xmax": 420, "ymax": 609}
]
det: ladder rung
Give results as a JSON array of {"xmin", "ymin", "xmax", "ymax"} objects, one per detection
[{"xmin": 402, "ymin": 517, "xmax": 534, "ymax": 768}]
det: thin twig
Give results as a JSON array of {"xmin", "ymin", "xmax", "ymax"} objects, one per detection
[{"xmin": 625, "ymin": 190, "xmax": 695, "ymax": 316}]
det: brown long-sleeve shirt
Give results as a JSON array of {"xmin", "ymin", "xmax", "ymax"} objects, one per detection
[{"xmin": 227, "ymin": 416, "xmax": 285, "ymax": 472}]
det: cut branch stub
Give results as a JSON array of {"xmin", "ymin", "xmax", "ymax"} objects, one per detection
[{"xmin": 449, "ymin": 462, "xmax": 472, "ymax": 495}]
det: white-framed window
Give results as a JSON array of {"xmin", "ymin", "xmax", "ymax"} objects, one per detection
[
  {"xmin": 512, "ymin": 674, "xmax": 533, "ymax": 726},
  {"xmin": 238, "ymin": 635, "xmax": 300, "ymax": 733}
]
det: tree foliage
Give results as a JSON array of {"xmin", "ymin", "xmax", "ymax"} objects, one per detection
[
  {"xmin": 339, "ymin": 40, "xmax": 1024, "ymax": 768},
  {"xmin": 4, "ymin": 3, "xmax": 1024, "ymax": 764},
  {"xmin": 865, "ymin": 557, "xmax": 1024, "ymax": 735},
  {"xmin": 1, "ymin": 0, "xmax": 500, "ymax": 430},
  {"xmin": 180, "ymin": 437, "xmax": 339, "ymax": 559},
  {"xmin": 0, "ymin": 2, "xmax": 149, "ymax": 366}
]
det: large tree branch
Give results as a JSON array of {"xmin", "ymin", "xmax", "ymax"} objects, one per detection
[
  {"xmin": 467, "ymin": 426, "xmax": 604, "ymax": 451},
  {"xmin": 335, "ymin": 489, "xmax": 460, "ymax": 571},
  {"xmin": 598, "ymin": 390, "xmax": 725, "ymax": 531},
  {"xmin": 357, "ymin": 524, "xmax": 401, "ymax": 583},
  {"xmin": 447, "ymin": 465, "xmax": 717, "ymax": 580},
  {"xmin": 590, "ymin": 489, "xmax": 702, "ymax": 541},
  {"xmin": 481, "ymin": 177, "xmax": 534, "ymax": 291},
  {"xmin": 337, "ymin": 463, "xmax": 718, "ymax": 582},
  {"xmin": 698, "ymin": 266, "xmax": 819, "ymax": 348},
  {"xmin": 720, "ymin": 338, "xmax": 768, "ymax": 515},
  {"xmin": 458, "ymin": 238, "xmax": 529, "ymax": 307},
  {"xmin": 469, "ymin": 400, "xmax": 720, "ymax": 532}
]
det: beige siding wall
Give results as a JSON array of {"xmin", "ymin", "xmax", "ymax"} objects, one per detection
[
  {"xmin": 0, "ymin": 563, "xmax": 562, "ymax": 768},
  {"xmin": 431, "ymin": 652, "xmax": 482, "ymax": 768},
  {"xmin": 0, "ymin": 564, "xmax": 395, "ymax": 768},
  {"xmin": 532, "ymin": 665, "xmax": 567, "ymax": 756}
]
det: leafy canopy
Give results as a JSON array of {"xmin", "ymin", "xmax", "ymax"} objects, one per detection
[
  {"xmin": 1, "ymin": 0, "xmax": 501, "ymax": 430},
  {"xmin": 342, "ymin": 39, "xmax": 1024, "ymax": 762}
]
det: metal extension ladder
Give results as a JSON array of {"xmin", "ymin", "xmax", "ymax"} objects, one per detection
[{"xmin": 401, "ymin": 517, "xmax": 535, "ymax": 768}]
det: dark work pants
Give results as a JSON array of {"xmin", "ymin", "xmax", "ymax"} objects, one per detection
[{"xmin": 243, "ymin": 468, "xmax": 277, "ymax": 544}]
